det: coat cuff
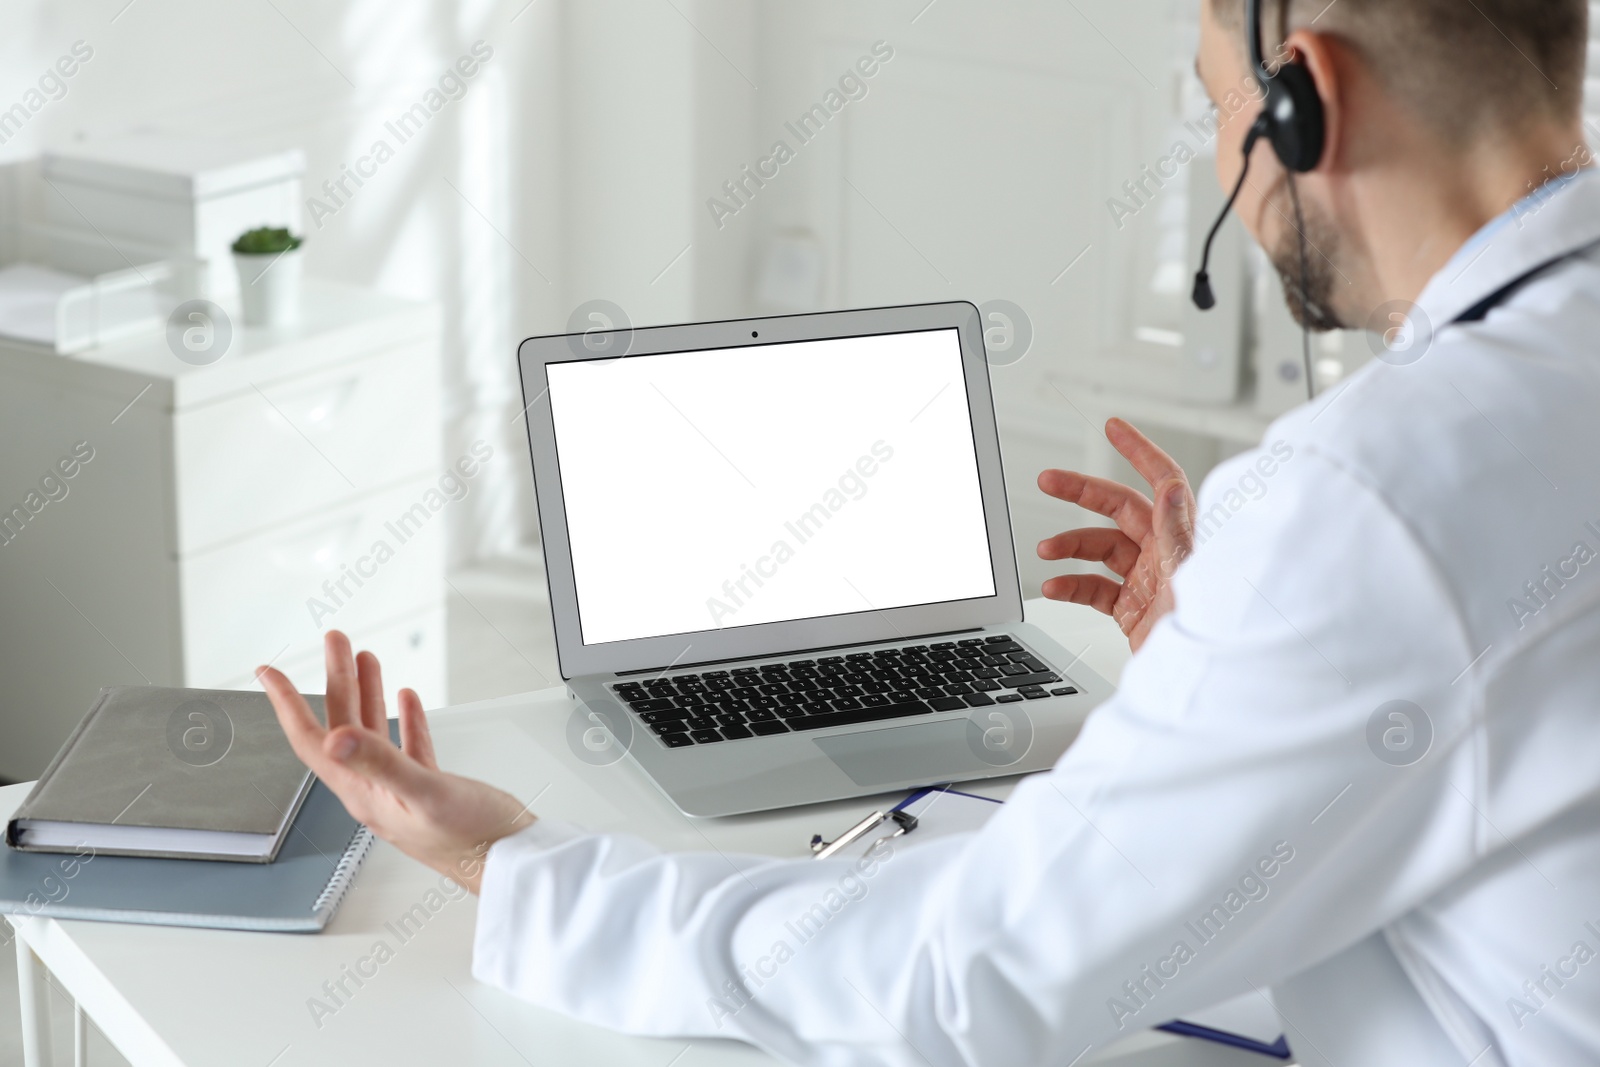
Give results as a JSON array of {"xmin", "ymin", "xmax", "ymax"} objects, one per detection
[{"xmin": 472, "ymin": 819, "xmax": 587, "ymax": 983}]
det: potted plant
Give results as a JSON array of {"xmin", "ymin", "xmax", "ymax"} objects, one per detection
[{"xmin": 232, "ymin": 226, "xmax": 304, "ymax": 327}]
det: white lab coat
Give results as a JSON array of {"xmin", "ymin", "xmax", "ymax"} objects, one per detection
[{"xmin": 472, "ymin": 171, "xmax": 1600, "ymax": 1067}]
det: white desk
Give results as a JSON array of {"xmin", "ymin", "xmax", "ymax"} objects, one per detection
[{"xmin": 4, "ymin": 601, "xmax": 1284, "ymax": 1067}]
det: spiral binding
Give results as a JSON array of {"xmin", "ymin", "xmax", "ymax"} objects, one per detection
[{"xmin": 312, "ymin": 824, "xmax": 376, "ymax": 919}]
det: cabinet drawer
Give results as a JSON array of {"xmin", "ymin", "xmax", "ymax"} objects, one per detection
[
  {"xmin": 175, "ymin": 340, "xmax": 440, "ymax": 552},
  {"xmin": 197, "ymin": 604, "xmax": 447, "ymax": 707},
  {"xmin": 180, "ymin": 477, "xmax": 447, "ymax": 684}
]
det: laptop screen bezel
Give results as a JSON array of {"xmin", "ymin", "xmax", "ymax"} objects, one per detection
[{"xmin": 517, "ymin": 301, "xmax": 1023, "ymax": 680}]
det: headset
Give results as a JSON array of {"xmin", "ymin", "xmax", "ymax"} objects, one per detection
[{"xmin": 1191, "ymin": 0, "xmax": 1326, "ymax": 400}]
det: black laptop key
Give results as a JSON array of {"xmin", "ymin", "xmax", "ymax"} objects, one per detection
[
  {"xmin": 929, "ymin": 696, "xmax": 968, "ymax": 712},
  {"xmin": 639, "ymin": 709, "xmax": 691, "ymax": 724},
  {"xmin": 831, "ymin": 697, "xmax": 863, "ymax": 711},
  {"xmin": 1010, "ymin": 654, "xmax": 1049, "ymax": 673},
  {"xmin": 715, "ymin": 713, "xmax": 746, "ymax": 728},
  {"xmin": 662, "ymin": 733, "xmax": 695, "ymax": 748},
  {"xmin": 943, "ymin": 684, "xmax": 974, "ymax": 697},
  {"xmin": 686, "ymin": 715, "xmax": 718, "ymax": 731},
  {"xmin": 750, "ymin": 720, "xmax": 790, "ymax": 737},
  {"xmin": 789, "ymin": 700, "xmax": 933, "ymax": 731},
  {"xmin": 630, "ymin": 698, "xmax": 677, "ymax": 712},
  {"xmin": 651, "ymin": 721, "xmax": 690, "ymax": 736},
  {"xmin": 690, "ymin": 729, "xmax": 724, "ymax": 744},
  {"xmin": 958, "ymin": 638, "xmax": 986, "ymax": 646},
  {"xmin": 720, "ymin": 724, "xmax": 754, "ymax": 740},
  {"xmin": 1051, "ymin": 687, "xmax": 1079, "ymax": 696},
  {"xmin": 1001, "ymin": 672, "xmax": 1064, "ymax": 690},
  {"xmin": 996, "ymin": 694, "xmax": 1024, "ymax": 703},
  {"xmin": 972, "ymin": 679, "xmax": 1002, "ymax": 692},
  {"xmin": 818, "ymin": 656, "xmax": 845, "ymax": 664},
  {"xmin": 964, "ymin": 692, "xmax": 996, "ymax": 707},
  {"xmin": 931, "ymin": 642, "xmax": 957, "ymax": 650},
  {"xmin": 846, "ymin": 652, "xmax": 873, "ymax": 661},
  {"xmin": 746, "ymin": 708, "xmax": 777, "ymax": 722},
  {"xmin": 999, "ymin": 664, "xmax": 1030, "ymax": 677},
  {"xmin": 972, "ymin": 666, "xmax": 1003, "ymax": 679},
  {"xmin": 861, "ymin": 692, "xmax": 890, "ymax": 706},
  {"xmin": 984, "ymin": 634, "xmax": 1013, "ymax": 644},
  {"xmin": 1020, "ymin": 688, "xmax": 1050, "ymax": 700},
  {"xmin": 914, "ymin": 687, "xmax": 946, "ymax": 700},
  {"xmin": 757, "ymin": 683, "xmax": 789, "ymax": 696},
  {"xmin": 986, "ymin": 641, "xmax": 1024, "ymax": 654},
  {"xmin": 774, "ymin": 704, "xmax": 809, "ymax": 720}
]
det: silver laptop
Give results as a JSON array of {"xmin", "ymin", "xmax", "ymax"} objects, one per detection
[{"xmin": 517, "ymin": 301, "xmax": 1113, "ymax": 817}]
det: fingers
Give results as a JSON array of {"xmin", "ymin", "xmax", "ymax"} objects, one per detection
[
  {"xmin": 355, "ymin": 651, "xmax": 388, "ymax": 733},
  {"xmin": 258, "ymin": 665, "xmax": 332, "ymax": 770},
  {"xmin": 397, "ymin": 688, "xmax": 438, "ymax": 771},
  {"xmin": 324, "ymin": 631, "xmax": 360, "ymax": 731},
  {"xmin": 1105, "ymin": 418, "xmax": 1188, "ymax": 500},
  {"xmin": 1037, "ymin": 527, "xmax": 1141, "ymax": 578},
  {"xmin": 1152, "ymin": 479, "xmax": 1197, "ymax": 580},
  {"xmin": 1037, "ymin": 469, "xmax": 1154, "ymax": 543},
  {"xmin": 1040, "ymin": 573, "xmax": 1124, "ymax": 619}
]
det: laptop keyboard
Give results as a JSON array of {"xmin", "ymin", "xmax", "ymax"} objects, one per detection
[{"xmin": 609, "ymin": 635, "xmax": 1078, "ymax": 748}]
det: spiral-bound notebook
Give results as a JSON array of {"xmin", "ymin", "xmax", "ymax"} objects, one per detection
[{"xmin": 0, "ymin": 776, "xmax": 372, "ymax": 933}]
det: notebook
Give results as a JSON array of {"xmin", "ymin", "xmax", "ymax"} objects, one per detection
[
  {"xmin": 0, "ymin": 777, "xmax": 371, "ymax": 933},
  {"xmin": 6, "ymin": 687, "xmax": 317, "ymax": 863},
  {"xmin": 815, "ymin": 787, "xmax": 1293, "ymax": 1061}
]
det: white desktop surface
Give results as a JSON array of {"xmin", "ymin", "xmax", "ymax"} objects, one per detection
[{"xmin": 3, "ymin": 600, "xmax": 1283, "ymax": 1066}]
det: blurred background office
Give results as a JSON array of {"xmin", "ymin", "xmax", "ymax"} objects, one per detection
[{"xmin": 1, "ymin": 0, "xmax": 1599, "ymax": 793}]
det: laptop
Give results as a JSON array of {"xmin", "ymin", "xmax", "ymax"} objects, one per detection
[{"xmin": 517, "ymin": 301, "xmax": 1114, "ymax": 817}]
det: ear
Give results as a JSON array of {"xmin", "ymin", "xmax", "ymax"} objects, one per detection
[{"xmin": 1285, "ymin": 29, "xmax": 1346, "ymax": 173}]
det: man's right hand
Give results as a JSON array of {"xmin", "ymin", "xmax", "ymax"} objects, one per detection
[{"xmin": 1037, "ymin": 418, "xmax": 1197, "ymax": 653}]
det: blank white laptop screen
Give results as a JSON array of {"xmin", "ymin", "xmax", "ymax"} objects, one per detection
[{"xmin": 546, "ymin": 328, "xmax": 997, "ymax": 646}]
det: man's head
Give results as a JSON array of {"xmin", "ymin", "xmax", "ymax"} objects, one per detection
[{"xmin": 1198, "ymin": 0, "xmax": 1590, "ymax": 330}]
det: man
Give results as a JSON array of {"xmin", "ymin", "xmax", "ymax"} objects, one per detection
[{"xmin": 261, "ymin": 0, "xmax": 1600, "ymax": 1062}]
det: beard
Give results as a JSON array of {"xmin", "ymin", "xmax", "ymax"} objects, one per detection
[{"xmin": 1266, "ymin": 175, "xmax": 1348, "ymax": 332}]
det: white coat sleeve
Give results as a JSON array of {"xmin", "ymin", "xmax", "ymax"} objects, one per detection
[{"xmin": 472, "ymin": 447, "xmax": 1485, "ymax": 1067}]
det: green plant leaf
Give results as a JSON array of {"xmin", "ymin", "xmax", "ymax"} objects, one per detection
[{"xmin": 232, "ymin": 227, "xmax": 303, "ymax": 254}]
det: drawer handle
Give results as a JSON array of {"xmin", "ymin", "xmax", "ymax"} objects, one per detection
[
  {"xmin": 271, "ymin": 377, "xmax": 361, "ymax": 428},
  {"xmin": 266, "ymin": 514, "xmax": 363, "ymax": 573}
]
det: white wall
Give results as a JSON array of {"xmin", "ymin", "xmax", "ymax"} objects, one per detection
[{"xmin": 0, "ymin": 0, "xmax": 1210, "ymax": 593}]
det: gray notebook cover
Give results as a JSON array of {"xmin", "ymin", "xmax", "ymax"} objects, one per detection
[
  {"xmin": 7, "ymin": 686, "xmax": 319, "ymax": 863},
  {"xmin": 0, "ymin": 722, "xmax": 396, "ymax": 933},
  {"xmin": 0, "ymin": 777, "xmax": 372, "ymax": 933}
]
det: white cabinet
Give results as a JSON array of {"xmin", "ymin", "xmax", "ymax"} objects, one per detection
[{"xmin": 0, "ymin": 281, "xmax": 445, "ymax": 783}]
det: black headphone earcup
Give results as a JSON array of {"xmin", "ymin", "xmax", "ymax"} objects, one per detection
[{"xmin": 1264, "ymin": 63, "xmax": 1326, "ymax": 173}]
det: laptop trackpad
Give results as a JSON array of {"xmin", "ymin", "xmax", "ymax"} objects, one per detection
[{"xmin": 813, "ymin": 719, "xmax": 987, "ymax": 788}]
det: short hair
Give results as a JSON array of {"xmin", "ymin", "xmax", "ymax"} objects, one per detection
[{"xmin": 1209, "ymin": 0, "xmax": 1588, "ymax": 141}]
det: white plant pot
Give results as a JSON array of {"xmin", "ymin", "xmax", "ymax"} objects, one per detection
[{"xmin": 234, "ymin": 248, "xmax": 303, "ymax": 327}]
